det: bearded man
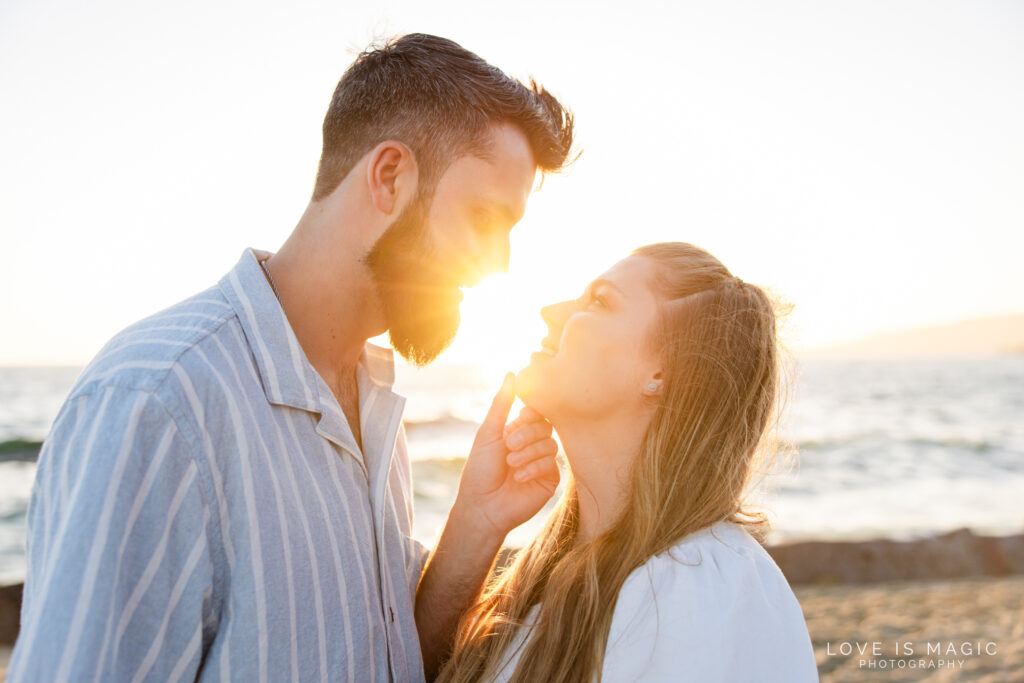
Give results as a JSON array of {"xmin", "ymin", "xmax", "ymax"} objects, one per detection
[{"xmin": 9, "ymin": 33, "xmax": 574, "ymax": 682}]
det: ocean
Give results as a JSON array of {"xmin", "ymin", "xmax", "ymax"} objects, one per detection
[{"xmin": 2, "ymin": 357, "xmax": 1023, "ymax": 585}]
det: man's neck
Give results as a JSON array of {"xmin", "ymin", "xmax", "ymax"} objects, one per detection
[{"xmin": 263, "ymin": 199, "xmax": 387, "ymax": 398}]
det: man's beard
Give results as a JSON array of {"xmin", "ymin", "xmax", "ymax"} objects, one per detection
[{"xmin": 365, "ymin": 195, "xmax": 462, "ymax": 367}]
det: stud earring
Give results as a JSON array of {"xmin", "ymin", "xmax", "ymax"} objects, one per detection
[{"xmin": 647, "ymin": 382, "xmax": 658, "ymax": 393}]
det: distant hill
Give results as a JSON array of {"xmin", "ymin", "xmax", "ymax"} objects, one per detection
[{"xmin": 807, "ymin": 313, "xmax": 1024, "ymax": 358}]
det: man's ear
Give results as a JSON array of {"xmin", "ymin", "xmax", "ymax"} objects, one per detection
[{"xmin": 366, "ymin": 140, "xmax": 418, "ymax": 215}]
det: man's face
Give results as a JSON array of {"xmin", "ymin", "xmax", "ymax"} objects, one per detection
[{"xmin": 366, "ymin": 123, "xmax": 536, "ymax": 366}]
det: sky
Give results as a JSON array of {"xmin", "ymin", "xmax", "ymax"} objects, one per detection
[{"xmin": 2, "ymin": 0, "xmax": 1022, "ymax": 373}]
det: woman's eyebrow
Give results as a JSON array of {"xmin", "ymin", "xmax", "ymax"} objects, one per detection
[{"xmin": 587, "ymin": 278, "xmax": 624, "ymax": 296}]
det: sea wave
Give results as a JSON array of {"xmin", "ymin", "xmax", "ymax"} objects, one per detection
[
  {"xmin": 788, "ymin": 435, "xmax": 1002, "ymax": 454},
  {"xmin": 403, "ymin": 414, "xmax": 479, "ymax": 432}
]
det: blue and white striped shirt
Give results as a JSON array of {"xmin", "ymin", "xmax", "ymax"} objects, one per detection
[{"xmin": 10, "ymin": 248, "xmax": 429, "ymax": 682}]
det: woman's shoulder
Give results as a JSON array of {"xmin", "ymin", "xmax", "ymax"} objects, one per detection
[
  {"xmin": 603, "ymin": 521, "xmax": 818, "ymax": 681},
  {"xmin": 628, "ymin": 520, "xmax": 785, "ymax": 598}
]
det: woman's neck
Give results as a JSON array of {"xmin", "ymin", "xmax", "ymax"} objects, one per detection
[{"xmin": 553, "ymin": 410, "xmax": 650, "ymax": 546}]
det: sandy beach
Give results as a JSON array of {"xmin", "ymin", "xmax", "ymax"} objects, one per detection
[
  {"xmin": 1, "ymin": 576, "xmax": 1022, "ymax": 681},
  {"xmin": 798, "ymin": 575, "xmax": 1024, "ymax": 681}
]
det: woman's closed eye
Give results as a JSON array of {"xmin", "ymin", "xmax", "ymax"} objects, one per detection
[{"xmin": 577, "ymin": 289, "xmax": 608, "ymax": 311}]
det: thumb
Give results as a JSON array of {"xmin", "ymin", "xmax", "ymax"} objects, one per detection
[{"xmin": 480, "ymin": 373, "xmax": 516, "ymax": 440}]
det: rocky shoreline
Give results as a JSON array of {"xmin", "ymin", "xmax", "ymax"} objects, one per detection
[
  {"xmin": 0, "ymin": 585, "xmax": 19, "ymax": 646},
  {"xmin": 767, "ymin": 527, "xmax": 1024, "ymax": 585}
]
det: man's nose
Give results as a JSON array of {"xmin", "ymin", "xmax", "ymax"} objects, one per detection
[
  {"xmin": 494, "ymin": 235, "xmax": 510, "ymax": 274},
  {"xmin": 465, "ymin": 234, "xmax": 510, "ymax": 283},
  {"xmin": 484, "ymin": 233, "xmax": 510, "ymax": 275}
]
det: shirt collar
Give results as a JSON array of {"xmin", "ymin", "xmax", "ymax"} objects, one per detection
[{"xmin": 218, "ymin": 248, "xmax": 399, "ymax": 414}]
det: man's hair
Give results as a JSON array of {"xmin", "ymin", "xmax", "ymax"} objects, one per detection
[{"xmin": 311, "ymin": 33, "xmax": 576, "ymax": 201}]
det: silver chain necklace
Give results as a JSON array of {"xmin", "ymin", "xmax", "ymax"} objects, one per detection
[{"xmin": 259, "ymin": 258, "xmax": 282, "ymax": 302}]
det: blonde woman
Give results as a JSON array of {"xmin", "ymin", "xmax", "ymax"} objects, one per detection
[{"xmin": 438, "ymin": 243, "xmax": 817, "ymax": 682}]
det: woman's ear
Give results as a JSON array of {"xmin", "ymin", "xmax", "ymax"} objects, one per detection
[
  {"xmin": 366, "ymin": 140, "xmax": 418, "ymax": 215},
  {"xmin": 643, "ymin": 371, "xmax": 664, "ymax": 396}
]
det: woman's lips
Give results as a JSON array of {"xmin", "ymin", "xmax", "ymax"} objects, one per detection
[{"xmin": 536, "ymin": 339, "xmax": 558, "ymax": 357}]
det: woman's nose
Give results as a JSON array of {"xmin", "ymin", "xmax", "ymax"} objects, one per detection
[{"xmin": 541, "ymin": 300, "xmax": 574, "ymax": 329}]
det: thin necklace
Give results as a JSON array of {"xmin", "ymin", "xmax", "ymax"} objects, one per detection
[{"xmin": 259, "ymin": 257, "xmax": 282, "ymax": 302}]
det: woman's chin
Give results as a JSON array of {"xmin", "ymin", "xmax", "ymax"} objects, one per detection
[{"xmin": 514, "ymin": 359, "xmax": 557, "ymax": 415}]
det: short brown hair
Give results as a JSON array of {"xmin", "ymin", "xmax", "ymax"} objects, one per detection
[{"xmin": 312, "ymin": 33, "xmax": 576, "ymax": 201}]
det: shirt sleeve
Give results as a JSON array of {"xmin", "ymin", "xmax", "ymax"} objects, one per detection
[{"xmin": 8, "ymin": 385, "xmax": 215, "ymax": 682}]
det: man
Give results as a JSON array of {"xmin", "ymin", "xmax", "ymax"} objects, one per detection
[{"xmin": 9, "ymin": 33, "xmax": 574, "ymax": 681}]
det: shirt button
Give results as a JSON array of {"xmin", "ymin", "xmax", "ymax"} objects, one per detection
[{"xmin": 389, "ymin": 606, "xmax": 395, "ymax": 623}]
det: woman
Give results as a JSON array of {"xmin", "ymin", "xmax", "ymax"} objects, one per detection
[{"xmin": 438, "ymin": 242, "xmax": 817, "ymax": 682}]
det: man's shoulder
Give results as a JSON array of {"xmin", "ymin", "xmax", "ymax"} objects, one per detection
[{"xmin": 71, "ymin": 285, "xmax": 240, "ymax": 401}]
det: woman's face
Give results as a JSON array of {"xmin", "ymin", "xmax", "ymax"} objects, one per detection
[{"xmin": 516, "ymin": 255, "xmax": 663, "ymax": 421}]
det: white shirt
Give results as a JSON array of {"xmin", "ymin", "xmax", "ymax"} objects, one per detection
[{"xmin": 494, "ymin": 521, "xmax": 818, "ymax": 682}]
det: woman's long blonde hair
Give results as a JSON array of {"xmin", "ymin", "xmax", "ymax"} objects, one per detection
[{"xmin": 438, "ymin": 242, "xmax": 786, "ymax": 683}]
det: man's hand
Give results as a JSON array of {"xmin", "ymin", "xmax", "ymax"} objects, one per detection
[
  {"xmin": 451, "ymin": 373, "xmax": 561, "ymax": 540},
  {"xmin": 414, "ymin": 373, "xmax": 560, "ymax": 680}
]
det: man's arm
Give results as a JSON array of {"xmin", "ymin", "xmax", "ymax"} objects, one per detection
[
  {"xmin": 414, "ymin": 502, "xmax": 504, "ymax": 681},
  {"xmin": 415, "ymin": 375, "xmax": 559, "ymax": 680},
  {"xmin": 9, "ymin": 386, "xmax": 214, "ymax": 682}
]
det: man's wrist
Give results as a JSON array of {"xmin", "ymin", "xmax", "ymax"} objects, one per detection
[{"xmin": 444, "ymin": 498, "xmax": 505, "ymax": 557}]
